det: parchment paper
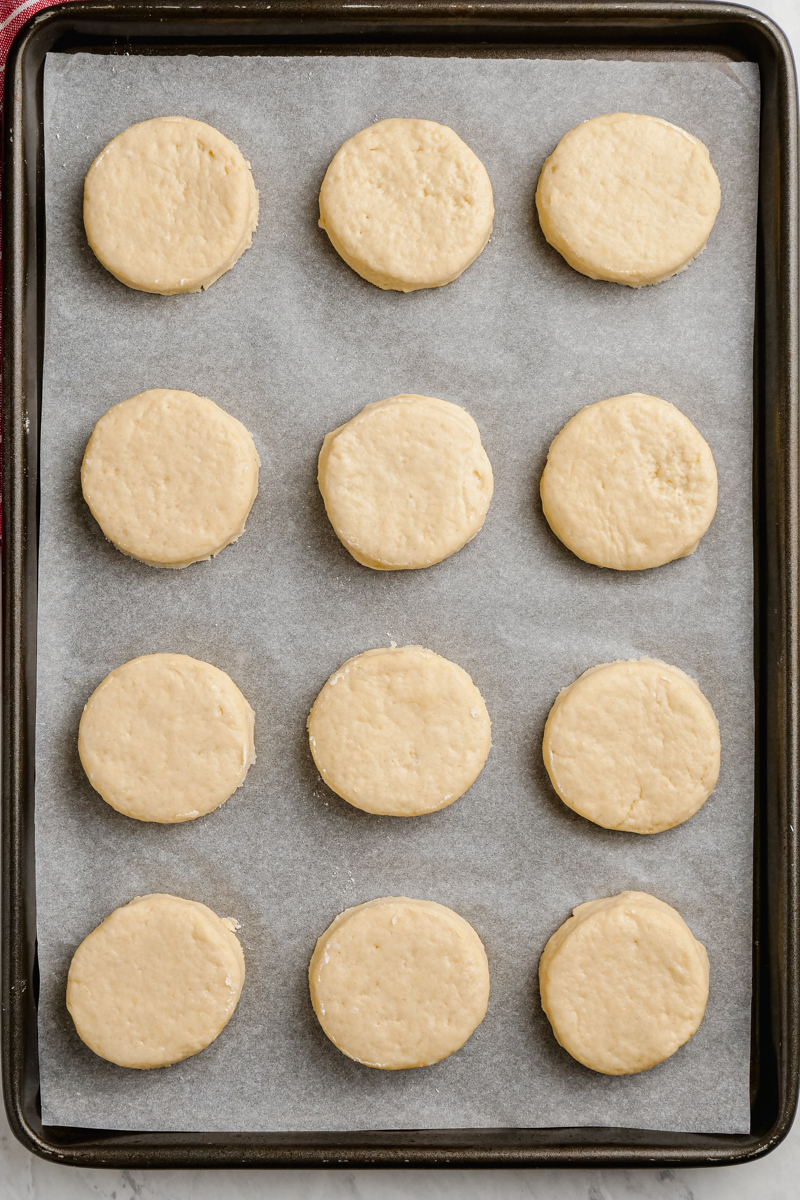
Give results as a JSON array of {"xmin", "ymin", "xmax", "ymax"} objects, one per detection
[{"xmin": 36, "ymin": 52, "xmax": 760, "ymax": 1134}]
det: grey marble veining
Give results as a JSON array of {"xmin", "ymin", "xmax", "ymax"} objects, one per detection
[{"xmin": 1, "ymin": 1097, "xmax": 799, "ymax": 1200}]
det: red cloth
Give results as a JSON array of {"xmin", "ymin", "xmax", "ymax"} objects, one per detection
[{"xmin": 1, "ymin": 0, "xmax": 74, "ymax": 80}]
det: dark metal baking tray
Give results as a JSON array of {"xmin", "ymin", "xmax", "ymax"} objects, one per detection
[{"xmin": 2, "ymin": 0, "xmax": 798, "ymax": 1169}]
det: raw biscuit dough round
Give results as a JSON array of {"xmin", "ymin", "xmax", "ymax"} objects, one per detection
[
  {"xmin": 84, "ymin": 115, "xmax": 259, "ymax": 294},
  {"xmin": 67, "ymin": 893, "xmax": 245, "ymax": 1069},
  {"xmin": 540, "ymin": 393, "xmax": 718, "ymax": 571},
  {"xmin": 318, "ymin": 118, "xmax": 494, "ymax": 291},
  {"xmin": 539, "ymin": 891, "xmax": 710, "ymax": 1075},
  {"xmin": 79, "ymin": 653, "xmax": 255, "ymax": 823},
  {"xmin": 535, "ymin": 112, "xmax": 721, "ymax": 286},
  {"xmin": 543, "ymin": 658, "xmax": 720, "ymax": 834},
  {"xmin": 309, "ymin": 896, "xmax": 490, "ymax": 1069},
  {"xmin": 318, "ymin": 394, "xmax": 494, "ymax": 570},
  {"xmin": 82, "ymin": 389, "xmax": 260, "ymax": 569},
  {"xmin": 307, "ymin": 644, "xmax": 491, "ymax": 816}
]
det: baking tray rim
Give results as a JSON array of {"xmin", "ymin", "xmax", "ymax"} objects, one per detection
[{"xmin": 2, "ymin": 0, "xmax": 798, "ymax": 1170}]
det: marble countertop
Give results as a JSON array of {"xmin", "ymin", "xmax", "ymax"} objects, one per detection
[
  {"xmin": 1, "ymin": 1104, "xmax": 799, "ymax": 1200},
  {"xmin": 3, "ymin": 1, "xmax": 798, "ymax": 1196}
]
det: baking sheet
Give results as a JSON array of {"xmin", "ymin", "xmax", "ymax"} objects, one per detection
[{"xmin": 36, "ymin": 52, "xmax": 759, "ymax": 1134}]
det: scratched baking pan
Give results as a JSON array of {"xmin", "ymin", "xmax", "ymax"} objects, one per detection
[{"xmin": 3, "ymin": 0, "xmax": 798, "ymax": 1169}]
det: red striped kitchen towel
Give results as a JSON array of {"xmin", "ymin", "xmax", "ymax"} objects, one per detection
[{"xmin": 1, "ymin": 0, "xmax": 74, "ymax": 91}]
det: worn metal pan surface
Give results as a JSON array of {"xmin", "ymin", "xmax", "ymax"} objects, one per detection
[{"xmin": 2, "ymin": 0, "xmax": 798, "ymax": 1168}]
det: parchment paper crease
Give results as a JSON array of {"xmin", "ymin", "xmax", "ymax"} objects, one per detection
[{"xmin": 36, "ymin": 53, "xmax": 759, "ymax": 1133}]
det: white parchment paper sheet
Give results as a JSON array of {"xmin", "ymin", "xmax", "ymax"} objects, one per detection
[{"xmin": 36, "ymin": 53, "xmax": 759, "ymax": 1133}]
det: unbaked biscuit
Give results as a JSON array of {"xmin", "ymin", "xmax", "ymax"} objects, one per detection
[
  {"xmin": 307, "ymin": 644, "xmax": 491, "ymax": 816},
  {"xmin": 539, "ymin": 891, "xmax": 710, "ymax": 1075},
  {"xmin": 82, "ymin": 389, "xmax": 260, "ymax": 569},
  {"xmin": 309, "ymin": 896, "xmax": 490, "ymax": 1069},
  {"xmin": 543, "ymin": 658, "xmax": 720, "ymax": 834},
  {"xmin": 79, "ymin": 653, "xmax": 255, "ymax": 823},
  {"xmin": 67, "ymin": 893, "xmax": 245, "ymax": 1069},
  {"xmin": 84, "ymin": 116, "xmax": 258, "ymax": 294},
  {"xmin": 318, "ymin": 118, "xmax": 494, "ymax": 291},
  {"xmin": 318, "ymin": 394, "xmax": 494, "ymax": 570},
  {"xmin": 540, "ymin": 393, "xmax": 717, "ymax": 571},
  {"xmin": 535, "ymin": 112, "xmax": 721, "ymax": 286}
]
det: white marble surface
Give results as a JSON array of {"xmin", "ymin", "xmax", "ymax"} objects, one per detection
[
  {"xmin": 3, "ymin": 0, "xmax": 799, "ymax": 1194},
  {"xmin": 0, "ymin": 1114, "xmax": 799, "ymax": 1200}
]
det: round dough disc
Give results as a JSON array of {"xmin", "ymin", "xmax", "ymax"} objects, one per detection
[
  {"xmin": 79, "ymin": 653, "xmax": 255, "ymax": 823},
  {"xmin": 539, "ymin": 891, "xmax": 710, "ymax": 1075},
  {"xmin": 535, "ymin": 112, "xmax": 721, "ymax": 286},
  {"xmin": 540, "ymin": 393, "xmax": 718, "ymax": 571},
  {"xmin": 67, "ymin": 893, "xmax": 245, "ymax": 1069},
  {"xmin": 308, "ymin": 645, "xmax": 491, "ymax": 816},
  {"xmin": 309, "ymin": 896, "xmax": 490, "ymax": 1069},
  {"xmin": 543, "ymin": 658, "xmax": 720, "ymax": 834},
  {"xmin": 318, "ymin": 394, "xmax": 494, "ymax": 570},
  {"xmin": 82, "ymin": 389, "xmax": 260, "ymax": 569},
  {"xmin": 318, "ymin": 118, "xmax": 494, "ymax": 291},
  {"xmin": 84, "ymin": 116, "xmax": 259, "ymax": 294}
]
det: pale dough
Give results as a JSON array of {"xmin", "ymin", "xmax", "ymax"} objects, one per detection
[
  {"xmin": 318, "ymin": 394, "xmax": 494, "ymax": 570},
  {"xmin": 309, "ymin": 896, "xmax": 490, "ymax": 1069},
  {"xmin": 307, "ymin": 644, "xmax": 491, "ymax": 816},
  {"xmin": 540, "ymin": 393, "xmax": 718, "ymax": 571},
  {"xmin": 318, "ymin": 118, "xmax": 494, "ymax": 291},
  {"xmin": 539, "ymin": 891, "xmax": 710, "ymax": 1075},
  {"xmin": 67, "ymin": 893, "xmax": 245, "ymax": 1069},
  {"xmin": 84, "ymin": 116, "xmax": 259, "ymax": 294},
  {"xmin": 543, "ymin": 658, "xmax": 720, "ymax": 834},
  {"xmin": 82, "ymin": 389, "xmax": 260, "ymax": 569},
  {"xmin": 535, "ymin": 112, "xmax": 721, "ymax": 286},
  {"xmin": 79, "ymin": 653, "xmax": 255, "ymax": 823}
]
